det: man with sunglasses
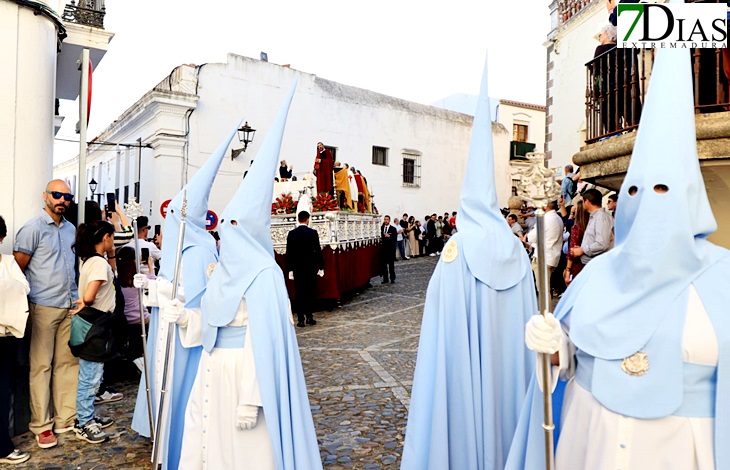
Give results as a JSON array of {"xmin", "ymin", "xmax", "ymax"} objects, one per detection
[{"xmin": 13, "ymin": 180, "xmax": 79, "ymax": 449}]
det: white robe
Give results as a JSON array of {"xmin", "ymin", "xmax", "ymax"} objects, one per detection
[
  {"xmin": 177, "ymin": 300, "xmax": 276, "ymax": 470},
  {"xmin": 347, "ymin": 169, "xmax": 359, "ymax": 209},
  {"xmin": 557, "ymin": 285, "xmax": 716, "ymax": 470},
  {"xmin": 137, "ymin": 278, "xmax": 184, "ymax": 461}
]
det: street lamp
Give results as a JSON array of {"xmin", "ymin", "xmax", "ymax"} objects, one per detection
[
  {"xmin": 232, "ymin": 121, "xmax": 256, "ymax": 159},
  {"xmin": 89, "ymin": 178, "xmax": 97, "ymax": 200}
]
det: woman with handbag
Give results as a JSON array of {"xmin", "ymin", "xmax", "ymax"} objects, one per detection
[
  {"xmin": 564, "ymin": 201, "xmax": 589, "ymax": 286},
  {"xmin": 69, "ymin": 220, "xmax": 117, "ymax": 444},
  {"xmin": 0, "ymin": 216, "xmax": 31, "ymax": 465}
]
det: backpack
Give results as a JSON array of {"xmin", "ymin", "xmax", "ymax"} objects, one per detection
[
  {"xmin": 570, "ymin": 178, "xmax": 579, "ymax": 198},
  {"xmin": 564, "ymin": 175, "xmax": 578, "ymax": 199}
]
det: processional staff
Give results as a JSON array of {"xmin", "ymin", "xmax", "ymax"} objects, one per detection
[
  {"xmin": 124, "ymin": 198, "xmax": 155, "ymax": 443},
  {"xmin": 151, "ymin": 191, "xmax": 187, "ymax": 470},
  {"xmin": 517, "ymin": 152, "xmax": 562, "ymax": 470}
]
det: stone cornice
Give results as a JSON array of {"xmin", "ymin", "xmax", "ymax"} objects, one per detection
[
  {"xmin": 92, "ymin": 90, "xmax": 198, "ymax": 144},
  {"xmin": 53, "ymin": 90, "xmax": 198, "ymax": 172},
  {"xmin": 573, "ymin": 111, "xmax": 730, "ymax": 186}
]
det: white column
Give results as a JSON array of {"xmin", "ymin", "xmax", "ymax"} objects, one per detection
[{"xmin": 0, "ymin": 2, "xmax": 59, "ymax": 252}]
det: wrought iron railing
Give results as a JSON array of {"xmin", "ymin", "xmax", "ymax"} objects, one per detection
[
  {"xmin": 585, "ymin": 47, "xmax": 730, "ymax": 143},
  {"xmin": 510, "ymin": 141, "xmax": 537, "ymax": 160},
  {"xmin": 62, "ymin": 0, "xmax": 105, "ymax": 29}
]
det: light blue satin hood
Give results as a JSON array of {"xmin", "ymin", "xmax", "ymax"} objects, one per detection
[
  {"xmin": 456, "ymin": 54, "xmax": 530, "ymax": 290},
  {"xmin": 201, "ymin": 77, "xmax": 299, "ymax": 339},
  {"xmin": 158, "ymin": 120, "xmax": 242, "ymax": 280}
]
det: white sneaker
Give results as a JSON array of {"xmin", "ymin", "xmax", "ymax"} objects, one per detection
[
  {"xmin": 95, "ymin": 390, "xmax": 123, "ymax": 404},
  {"xmin": 0, "ymin": 449, "xmax": 30, "ymax": 465},
  {"xmin": 133, "ymin": 357, "xmax": 145, "ymax": 373},
  {"xmin": 429, "ymin": 253, "xmax": 436, "ymax": 257},
  {"xmin": 405, "ymin": 257, "xmax": 410, "ymax": 260}
]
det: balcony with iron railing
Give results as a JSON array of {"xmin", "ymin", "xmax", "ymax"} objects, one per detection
[
  {"xmin": 62, "ymin": 0, "xmax": 106, "ymax": 29},
  {"xmin": 559, "ymin": 0, "xmax": 723, "ymax": 25},
  {"xmin": 585, "ymin": 47, "xmax": 730, "ymax": 144},
  {"xmin": 510, "ymin": 141, "xmax": 537, "ymax": 160}
]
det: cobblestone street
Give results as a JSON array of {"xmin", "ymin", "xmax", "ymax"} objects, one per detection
[{"xmin": 11, "ymin": 256, "xmax": 436, "ymax": 469}]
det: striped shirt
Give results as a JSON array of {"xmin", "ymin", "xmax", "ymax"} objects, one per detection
[{"xmin": 114, "ymin": 226, "xmax": 134, "ymax": 248}]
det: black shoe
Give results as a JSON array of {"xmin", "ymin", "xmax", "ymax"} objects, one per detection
[
  {"xmin": 92, "ymin": 416, "xmax": 114, "ymax": 429},
  {"xmin": 297, "ymin": 321, "xmax": 306, "ymax": 327},
  {"xmin": 390, "ymin": 279, "xmax": 396, "ymax": 284},
  {"xmin": 306, "ymin": 317, "xmax": 317, "ymax": 325},
  {"xmin": 381, "ymin": 279, "xmax": 389, "ymax": 284},
  {"xmin": 74, "ymin": 421, "xmax": 108, "ymax": 444}
]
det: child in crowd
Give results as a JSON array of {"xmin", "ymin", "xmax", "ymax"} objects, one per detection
[
  {"xmin": 70, "ymin": 220, "xmax": 117, "ymax": 444},
  {"xmin": 115, "ymin": 246, "xmax": 153, "ymax": 371}
]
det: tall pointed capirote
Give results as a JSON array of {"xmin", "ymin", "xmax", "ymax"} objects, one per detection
[
  {"xmin": 158, "ymin": 119, "xmax": 242, "ymax": 279},
  {"xmin": 202, "ymin": 77, "xmax": 299, "ymax": 335},
  {"xmin": 456, "ymin": 53, "xmax": 530, "ymax": 290}
]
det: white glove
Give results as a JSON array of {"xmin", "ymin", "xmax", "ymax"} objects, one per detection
[
  {"xmin": 288, "ymin": 272, "xmax": 294, "ymax": 280},
  {"xmin": 133, "ymin": 274, "xmax": 149, "ymax": 289},
  {"xmin": 236, "ymin": 405, "xmax": 259, "ymax": 430},
  {"xmin": 525, "ymin": 313, "xmax": 564, "ymax": 354},
  {"xmin": 161, "ymin": 298, "xmax": 188, "ymax": 326},
  {"xmin": 317, "ymin": 269, "xmax": 324, "ymax": 277}
]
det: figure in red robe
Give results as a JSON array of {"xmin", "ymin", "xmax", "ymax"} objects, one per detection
[
  {"xmin": 353, "ymin": 172, "xmax": 365, "ymax": 213},
  {"xmin": 313, "ymin": 142, "xmax": 334, "ymax": 196}
]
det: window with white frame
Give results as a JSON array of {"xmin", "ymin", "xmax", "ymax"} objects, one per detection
[
  {"xmin": 372, "ymin": 146, "xmax": 388, "ymax": 166},
  {"xmin": 401, "ymin": 150, "xmax": 421, "ymax": 188}
]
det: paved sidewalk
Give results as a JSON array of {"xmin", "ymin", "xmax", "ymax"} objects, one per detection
[{"xmin": 10, "ymin": 256, "xmax": 437, "ymax": 469}]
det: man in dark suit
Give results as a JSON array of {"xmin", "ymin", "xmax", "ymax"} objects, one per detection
[
  {"xmin": 286, "ymin": 211, "xmax": 324, "ymax": 327},
  {"xmin": 381, "ymin": 215, "xmax": 397, "ymax": 284},
  {"xmin": 426, "ymin": 214, "xmax": 438, "ymax": 256}
]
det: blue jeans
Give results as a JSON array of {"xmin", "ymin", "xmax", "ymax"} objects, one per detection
[
  {"xmin": 396, "ymin": 239, "xmax": 407, "ymax": 259},
  {"xmin": 76, "ymin": 359, "xmax": 104, "ymax": 426}
]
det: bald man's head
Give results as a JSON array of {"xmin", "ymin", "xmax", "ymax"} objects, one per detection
[
  {"xmin": 46, "ymin": 179, "xmax": 70, "ymax": 193},
  {"xmin": 43, "ymin": 179, "xmax": 73, "ymax": 216}
]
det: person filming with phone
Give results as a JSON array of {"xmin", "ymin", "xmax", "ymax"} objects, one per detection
[{"xmin": 124, "ymin": 216, "xmax": 161, "ymax": 275}]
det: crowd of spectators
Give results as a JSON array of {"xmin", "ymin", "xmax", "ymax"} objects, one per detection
[
  {"xmin": 508, "ymin": 169, "xmax": 617, "ymax": 297},
  {"xmin": 378, "ymin": 211, "xmax": 458, "ymax": 284},
  {"xmin": 0, "ymin": 180, "xmax": 165, "ymax": 464},
  {"xmin": 397, "ymin": 212, "xmax": 457, "ymax": 259},
  {"xmin": 376, "ymin": 179, "xmax": 615, "ymax": 297}
]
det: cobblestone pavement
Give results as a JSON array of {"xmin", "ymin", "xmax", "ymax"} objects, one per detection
[{"xmin": 11, "ymin": 256, "xmax": 437, "ymax": 469}]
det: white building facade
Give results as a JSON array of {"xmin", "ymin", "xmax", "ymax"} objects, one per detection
[
  {"xmin": 54, "ymin": 53, "xmax": 513, "ymax": 230},
  {"xmin": 544, "ymin": 0, "xmax": 607, "ymax": 170},
  {"xmin": 496, "ymin": 100, "xmax": 547, "ymax": 194}
]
